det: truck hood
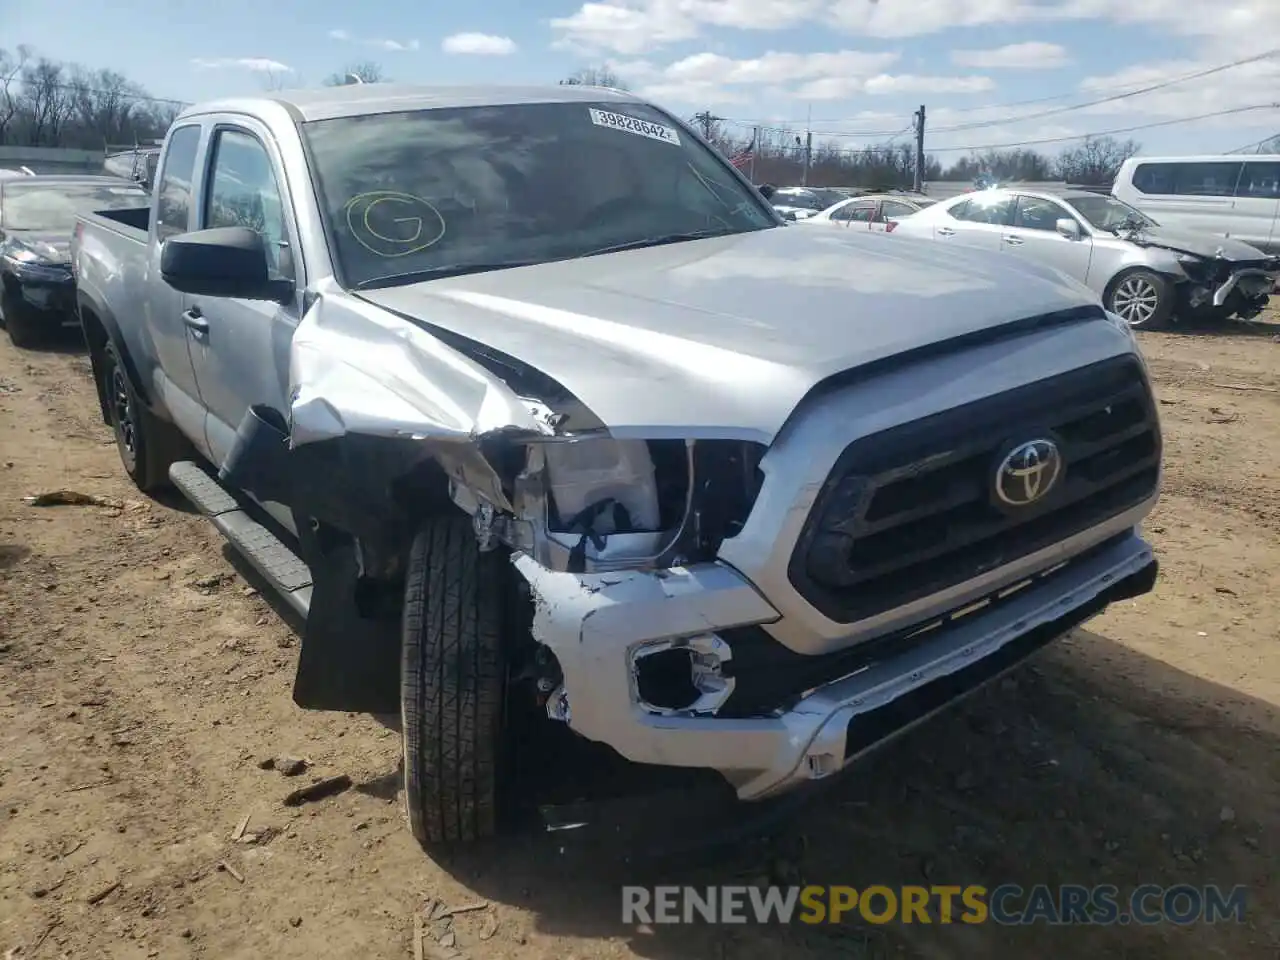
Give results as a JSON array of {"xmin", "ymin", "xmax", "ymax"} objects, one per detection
[
  {"xmin": 353, "ymin": 227, "xmax": 1104, "ymax": 444},
  {"xmin": 356, "ymin": 227, "xmax": 1106, "ymax": 443},
  {"xmin": 3, "ymin": 230, "xmax": 72, "ymax": 265},
  {"xmin": 1118, "ymin": 224, "xmax": 1273, "ymax": 262}
]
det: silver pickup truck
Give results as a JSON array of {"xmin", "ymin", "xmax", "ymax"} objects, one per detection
[{"xmin": 72, "ymin": 84, "xmax": 1162, "ymax": 847}]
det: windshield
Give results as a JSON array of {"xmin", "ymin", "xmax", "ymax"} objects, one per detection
[
  {"xmin": 1, "ymin": 181, "xmax": 149, "ymax": 232},
  {"xmin": 1068, "ymin": 195, "xmax": 1159, "ymax": 231},
  {"xmin": 303, "ymin": 101, "xmax": 778, "ymax": 290}
]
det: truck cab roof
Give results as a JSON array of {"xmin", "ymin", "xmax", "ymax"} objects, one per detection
[{"xmin": 181, "ymin": 83, "xmax": 641, "ymax": 123}]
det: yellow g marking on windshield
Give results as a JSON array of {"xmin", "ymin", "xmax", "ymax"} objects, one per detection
[{"xmin": 344, "ymin": 191, "xmax": 446, "ymax": 257}]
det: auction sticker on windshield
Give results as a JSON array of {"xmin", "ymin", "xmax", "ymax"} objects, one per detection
[{"xmin": 589, "ymin": 108, "xmax": 681, "ymax": 146}]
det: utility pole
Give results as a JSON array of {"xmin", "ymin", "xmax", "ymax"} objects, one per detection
[
  {"xmin": 801, "ymin": 104, "xmax": 813, "ymax": 187},
  {"xmin": 913, "ymin": 104, "xmax": 926, "ymax": 193},
  {"xmin": 749, "ymin": 125, "xmax": 759, "ymax": 184},
  {"xmin": 693, "ymin": 110, "xmax": 720, "ymax": 140}
]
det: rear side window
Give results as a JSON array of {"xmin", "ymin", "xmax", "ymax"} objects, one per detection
[
  {"xmin": 155, "ymin": 125, "xmax": 202, "ymax": 239},
  {"xmin": 1131, "ymin": 161, "xmax": 1243, "ymax": 197},
  {"xmin": 881, "ymin": 200, "xmax": 917, "ymax": 219},
  {"xmin": 1236, "ymin": 161, "xmax": 1280, "ymax": 199},
  {"xmin": 832, "ymin": 202, "xmax": 875, "ymax": 222},
  {"xmin": 953, "ymin": 195, "xmax": 1014, "ymax": 225}
]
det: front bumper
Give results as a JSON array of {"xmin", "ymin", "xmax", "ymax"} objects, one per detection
[
  {"xmin": 515, "ymin": 530, "xmax": 1156, "ymax": 802},
  {"xmin": 1210, "ymin": 267, "xmax": 1277, "ymax": 308},
  {"xmin": 4, "ymin": 274, "xmax": 77, "ymax": 325}
]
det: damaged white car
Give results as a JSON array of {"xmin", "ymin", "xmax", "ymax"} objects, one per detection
[{"xmin": 72, "ymin": 85, "xmax": 1163, "ymax": 846}]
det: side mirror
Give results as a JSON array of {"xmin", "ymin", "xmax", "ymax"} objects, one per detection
[
  {"xmin": 758, "ymin": 184, "xmax": 776, "ymax": 200},
  {"xmin": 1055, "ymin": 218, "xmax": 1082, "ymax": 241},
  {"xmin": 161, "ymin": 226, "xmax": 292, "ymax": 302},
  {"xmin": 782, "ymin": 210, "xmax": 797, "ymax": 222}
]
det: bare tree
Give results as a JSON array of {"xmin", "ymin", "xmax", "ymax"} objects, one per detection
[
  {"xmin": 1054, "ymin": 136, "xmax": 1141, "ymax": 186},
  {"xmin": 0, "ymin": 45, "xmax": 32, "ymax": 144},
  {"xmin": 561, "ymin": 66, "xmax": 629, "ymax": 90},
  {"xmin": 260, "ymin": 67, "xmax": 291, "ymax": 92},
  {"xmin": 323, "ymin": 61, "xmax": 386, "ymax": 86},
  {"xmin": 20, "ymin": 58, "xmax": 72, "ymax": 146},
  {"xmin": 0, "ymin": 44, "xmax": 180, "ymax": 149}
]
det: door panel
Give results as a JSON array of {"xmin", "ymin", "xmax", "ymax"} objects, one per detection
[
  {"xmin": 1002, "ymin": 195, "xmax": 1093, "ymax": 283},
  {"xmin": 143, "ymin": 123, "xmax": 207, "ymax": 447},
  {"xmin": 934, "ymin": 195, "xmax": 1012, "ymax": 250},
  {"xmin": 185, "ymin": 122, "xmax": 302, "ymax": 473}
]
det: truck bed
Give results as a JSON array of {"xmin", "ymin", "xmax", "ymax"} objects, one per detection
[{"xmin": 80, "ymin": 205, "xmax": 150, "ymax": 242}]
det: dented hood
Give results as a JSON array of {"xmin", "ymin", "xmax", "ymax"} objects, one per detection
[
  {"xmin": 343, "ymin": 226, "xmax": 1103, "ymax": 445},
  {"xmin": 1115, "ymin": 223, "xmax": 1273, "ymax": 261}
]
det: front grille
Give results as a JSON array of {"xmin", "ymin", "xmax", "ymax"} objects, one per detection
[{"xmin": 788, "ymin": 354, "xmax": 1161, "ymax": 624}]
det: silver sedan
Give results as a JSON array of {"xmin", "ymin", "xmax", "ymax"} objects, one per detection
[{"xmin": 891, "ymin": 188, "xmax": 1279, "ymax": 328}]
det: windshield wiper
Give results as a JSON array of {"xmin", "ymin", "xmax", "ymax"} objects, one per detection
[
  {"xmin": 580, "ymin": 229, "xmax": 736, "ymax": 257},
  {"xmin": 352, "ymin": 260, "xmax": 542, "ymax": 290}
]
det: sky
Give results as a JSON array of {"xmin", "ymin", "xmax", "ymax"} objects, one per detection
[{"xmin": 5, "ymin": 0, "xmax": 1279, "ymax": 160}]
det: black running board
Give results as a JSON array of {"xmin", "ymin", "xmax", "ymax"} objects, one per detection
[{"xmin": 169, "ymin": 460, "xmax": 313, "ymax": 620}]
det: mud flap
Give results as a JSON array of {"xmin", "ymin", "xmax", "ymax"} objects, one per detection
[{"xmin": 292, "ymin": 523, "xmax": 402, "ymax": 714}]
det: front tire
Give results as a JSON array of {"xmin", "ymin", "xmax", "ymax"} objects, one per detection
[
  {"xmin": 1, "ymin": 288, "xmax": 42, "ymax": 348},
  {"xmin": 102, "ymin": 340, "xmax": 186, "ymax": 492},
  {"xmin": 401, "ymin": 517, "xmax": 508, "ymax": 846},
  {"xmin": 1107, "ymin": 269, "xmax": 1173, "ymax": 330}
]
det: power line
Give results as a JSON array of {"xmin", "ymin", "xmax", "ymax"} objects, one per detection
[
  {"xmin": 929, "ymin": 47, "xmax": 1280, "ymax": 135},
  {"xmin": 923, "ymin": 104, "xmax": 1279, "ymax": 154},
  {"xmin": 726, "ymin": 46, "xmax": 1280, "ymax": 139},
  {"xmin": 1227, "ymin": 131, "xmax": 1280, "ymax": 154}
]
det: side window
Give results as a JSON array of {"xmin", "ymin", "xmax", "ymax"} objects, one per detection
[
  {"xmin": 1131, "ymin": 163, "xmax": 1174, "ymax": 195},
  {"xmin": 843, "ymin": 202, "xmax": 877, "ymax": 222},
  {"xmin": 1236, "ymin": 162, "xmax": 1280, "ymax": 200},
  {"xmin": 1014, "ymin": 196, "xmax": 1070, "ymax": 231},
  {"xmin": 946, "ymin": 200, "xmax": 970, "ymax": 220},
  {"xmin": 954, "ymin": 195, "xmax": 1014, "ymax": 225},
  {"xmin": 881, "ymin": 200, "xmax": 916, "ymax": 220},
  {"xmin": 204, "ymin": 128, "xmax": 292, "ymax": 279},
  {"xmin": 155, "ymin": 125, "xmax": 202, "ymax": 240},
  {"xmin": 1172, "ymin": 162, "xmax": 1243, "ymax": 197}
]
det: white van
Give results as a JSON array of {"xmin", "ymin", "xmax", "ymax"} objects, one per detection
[{"xmin": 1112, "ymin": 155, "xmax": 1280, "ymax": 255}]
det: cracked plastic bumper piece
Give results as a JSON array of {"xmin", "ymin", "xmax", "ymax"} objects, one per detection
[{"xmin": 515, "ymin": 531, "xmax": 1156, "ymax": 801}]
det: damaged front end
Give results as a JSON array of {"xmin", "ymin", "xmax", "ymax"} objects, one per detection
[{"xmin": 225, "ymin": 286, "xmax": 771, "ymax": 723}]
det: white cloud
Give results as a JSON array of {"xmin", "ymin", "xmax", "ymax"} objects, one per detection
[
  {"xmin": 329, "ymin": 28, "xmax": 421, "ymax": 52},
  {"xmin": 441, "ymin": 33, "xmax": 518, "ymax": 55},
  {"xmin": 190, "ymin": 57, "xmax": 292, "ymax": 73},
  {"xmin": 619, "ymin": 48, "xmax": 991, "ymax": 104},
  {"xmin": 551, "ymin": 0, "xmax": 1277, "ymax": 55},
  {"xmin": 950, "ymin": 41, "xmax": 1071, "ymax": 69}
]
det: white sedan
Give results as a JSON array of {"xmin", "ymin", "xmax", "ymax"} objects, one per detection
[{"xmin": 801, "ymin": 193, "xmax": 937, "ymax": 232}]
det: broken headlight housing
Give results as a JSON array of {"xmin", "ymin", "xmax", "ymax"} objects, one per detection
[{"xmin": 486, "ymin": 436, "xmax": 767, "ymax": 574}]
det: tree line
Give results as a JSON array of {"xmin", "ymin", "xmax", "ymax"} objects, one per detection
[
  {"xmin": 0, "ymin": 45, "xmax": 182, "ymax": 150},
  {"xmin": 0, "ymin": 42, "xmax": 1142, "ymax": 188}
]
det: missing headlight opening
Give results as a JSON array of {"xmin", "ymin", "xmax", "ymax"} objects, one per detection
[
  {"xmin": 451, "ymin": 425, "xmax": 766, "ymax": 575},
  {"xmin": 632, "ymin": 634, "xmax": 736, "ymax": 716}
]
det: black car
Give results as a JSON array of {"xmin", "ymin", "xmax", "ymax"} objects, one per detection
[{"xmin": 0, "ymin": 175, "xmax": 149, "ymax": 347}]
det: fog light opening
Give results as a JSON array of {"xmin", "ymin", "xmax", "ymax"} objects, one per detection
[{"xmin": 632, "ymin": 634, "xmax": 735, "ymax": 717}]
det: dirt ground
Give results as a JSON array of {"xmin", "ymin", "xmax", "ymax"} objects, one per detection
[{"xmin": 2, "ymin": 308, "xmax": 1279, "ymax": 960}]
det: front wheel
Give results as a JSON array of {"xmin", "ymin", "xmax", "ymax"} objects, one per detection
[
  {"xmin": 1107, "ymin": 269, "xmax": 1173, "ymax": 330},
  {"xmin": 1, "ymin": 288, "xmax": 42, "ymax": 348},
  {"xmin": 401, "ymin": 517, "xmax": 509, "ymax": 846}
]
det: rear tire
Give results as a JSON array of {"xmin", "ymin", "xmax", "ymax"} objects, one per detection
[
  {"xmin": 1, "ymin": 289, "xmax": 42, "ymax": 348},
  {"xmin": 102, "ymin": 340, "xmax": 187, "ymax": 492},
  {"xmin": 401, "ymin": 516, "xmax": 508, "ymax": 846},
  {"xmin": 1106, "ymin": 269, "xmax": 1173, "ymax": 330}
]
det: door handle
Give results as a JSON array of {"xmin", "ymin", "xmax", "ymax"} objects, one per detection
[
  {"xmin": 182, "ymin": 307, "xmax": 210, "ymax": 335},
  {"xmin": 936, "ymin": 227, "xmax": 955, "ymax": 237},
  {"xmin": 1002, "ymin": 234, "xmax": 1024, "ymax": 245}
]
